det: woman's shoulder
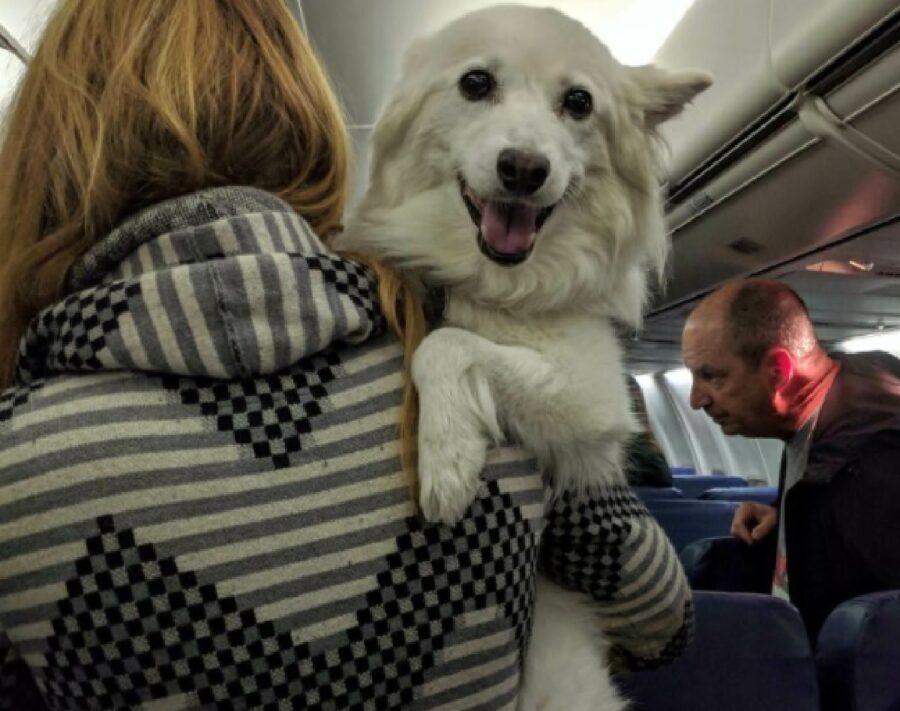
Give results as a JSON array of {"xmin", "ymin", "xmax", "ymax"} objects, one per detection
[
  {"xmin": 0, "ymin": 371, "xmax": 133, "ymax": 432},
  {"xmin": 0, "ymin": 363, "xmax": 545, "ymax": 711}
]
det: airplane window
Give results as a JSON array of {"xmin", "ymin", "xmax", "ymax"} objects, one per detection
[
  {"xmin": 0, "ymin": 50, "xmax": 23, "ymax": 113},
  {"xmin": 0, "ymin": 0, "xmax": 57, "ymax": 113}
]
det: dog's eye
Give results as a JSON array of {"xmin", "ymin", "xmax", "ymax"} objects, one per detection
[
  {"xmin": 459, "ymin": 70, "xmax": 496, "ymax": 101},
  {"xmin": 562, "ymin": 88, "xmax": 593, "ymax": 119}
]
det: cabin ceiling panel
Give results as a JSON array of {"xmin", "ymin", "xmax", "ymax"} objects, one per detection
[
  {"xmin": 302, "ymin": 0, "xmax": 699, "ymax": 127},
  {"xmin": 661, "ymin": 138, "xmax": 900, "ymax": 310},
  {"xmin": 845, "ymin": 86, "xmax": 900, "ymax": 165},
  {"xmin": 631, "ymin": 221, "xmax": 900, "ymax": 372}
]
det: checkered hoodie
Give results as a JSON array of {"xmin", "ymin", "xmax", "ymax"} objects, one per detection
[{"xmin": 0, "ymin": 187, "xmax": 691, "ymax": 710}]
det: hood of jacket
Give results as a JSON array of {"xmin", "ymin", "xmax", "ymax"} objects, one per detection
[{"xmin": 15, "ymin": 187, "xmax": 384, "ymax": 385}]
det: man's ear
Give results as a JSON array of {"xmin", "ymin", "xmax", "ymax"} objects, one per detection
[
  {"xmin": 763, "ymin": 347, "xmax": 794, "ymax": 392},
  {"xmin": 625, "ymin": 65, "xmax": 712, "ymax": 127}
]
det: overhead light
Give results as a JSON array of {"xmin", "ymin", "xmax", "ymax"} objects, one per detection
[
  {"xmin": 805, "ymin": 260, "xmax": 874, "ymax": 274},
  {"xmin": 837, "ymin": 328, "xmax": 900, "ymax": 355},
  {"xmin": 581, "ymin": 0, "xmax": 697, "ymax": 65},
  {"xmin": 463, "ymin": 0, "xmax": 698, "ymax": 65}
]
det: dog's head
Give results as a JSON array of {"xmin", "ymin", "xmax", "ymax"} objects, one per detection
[{"xmin": 340, "ymin": 5, "xmax": 710, "ymax": 325}]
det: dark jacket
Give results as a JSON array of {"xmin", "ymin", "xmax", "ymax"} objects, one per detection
[{"xmin": 780, "ymin": 351, "xmax": 900, "ymax": 641}]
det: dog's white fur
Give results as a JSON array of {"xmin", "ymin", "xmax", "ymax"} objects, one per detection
[{"xmin": 336, "ymin": 5, "xmax": 709, "ymax": 709}]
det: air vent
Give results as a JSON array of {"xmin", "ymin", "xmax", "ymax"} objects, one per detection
[{"xmin": 728, "ymin": 237, "xmax": 765, "ymax": 255}]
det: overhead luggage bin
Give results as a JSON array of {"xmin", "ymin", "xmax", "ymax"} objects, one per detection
[{"xmin": 650, "ymin": 0, "xmax": 900, "ymax": 311}]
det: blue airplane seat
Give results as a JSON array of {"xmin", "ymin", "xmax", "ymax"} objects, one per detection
[
  {"xmin": 618, "ymin": 592, "xmax": 819, "ymax": 711},
  {"xmin": 816, "ymin": 590, "xmax": 900, "ymax": 711},
  {"xmin": 672, "ymin": 474, "xmax": 748, "ymax": 498},
  {"xmin": 679, "ymin": 536, "xmax": 775, "ymax": 593},
  {"xmin": 644, "ymin": 500, "xmax": 738, "ymax": 553},
  {"xmin": 699, "ymin": 486, "xmax": 778, "ymax": 505},
  {"xmin": 632, "ymin": 486, "xmax": 684, "ymax": 500}
]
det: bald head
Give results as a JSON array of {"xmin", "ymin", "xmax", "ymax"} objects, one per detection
[
  {"xmin": 682, "ymin": 279, "xmax": 831, "ymax": 439},
  {"xmin": 686, "ymin": 279, "xmax": 819, "ymax": 366}
]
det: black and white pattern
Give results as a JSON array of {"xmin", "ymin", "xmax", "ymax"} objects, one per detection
[
  {"xmin": 16, "ymin": 282, "xmax": 140, "ymax": 385},
  {"xmin": 541, "ymin": 487, "xmax": 649, "ymax": 600},
  {"xmin": 613, "ymin": 599, "xmax": 695, "ymax": 672},
  {"xmin": 161, "ymin": 351, "xmax": 339, "ymax": 469},
  {"xmin": 0, "ymin": 187, "xmax": 692, "ymax": 710},
  {"xmin": 304, "ymin": 255, "xmax": 383, "ymax": 330},
  {"xmin": 0, "ymin": 381, "xmax": 43, "ymax": 425},
  {"xmin": 541, "ymin": 487, "xmax": 692, "ymax": 666},
  {"xmin": 40, "ymin": 483, "xmax": 538, "ymax": 710}
]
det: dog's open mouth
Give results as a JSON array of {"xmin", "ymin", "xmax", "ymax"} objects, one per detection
[{"xmin": 459, "ymin": 178, "xmax": 555, "ymax": 266}]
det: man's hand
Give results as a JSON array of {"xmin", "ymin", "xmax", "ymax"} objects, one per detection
[{"xmin": 730, "ymin": 502, "xmax": 777, "ymax": 544}]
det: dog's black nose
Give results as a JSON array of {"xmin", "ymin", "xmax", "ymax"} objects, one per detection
[{"xmin": 497, "ymin": 148, "xmax": 550, "ymax": 196}]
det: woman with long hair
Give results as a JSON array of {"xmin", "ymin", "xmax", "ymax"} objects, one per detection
[{"xmin": 0, "ymin": 2, "xmax": 691, "ymax": 708}]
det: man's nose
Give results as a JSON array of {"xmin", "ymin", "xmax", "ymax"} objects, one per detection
[{"xmin": 689, "ymin": 380, "xmax": 709, "ymax": 410}]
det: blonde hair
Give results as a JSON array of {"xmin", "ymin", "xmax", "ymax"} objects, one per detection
[
  {"xmin": 355, "ymin": 256, "xmax": 426, "ymax": 491},
  {"xmin": 0, "ymin": 0, "xmax": 424, "ymax": 481}
]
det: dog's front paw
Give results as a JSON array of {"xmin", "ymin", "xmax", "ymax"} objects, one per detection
[
  {"xmin": 417, "ymin": 412, "xmax": 489, "ymax": 525},
  {"xmin": 412, "ymin": 327, "xmax": 500, "ymax": 525}
]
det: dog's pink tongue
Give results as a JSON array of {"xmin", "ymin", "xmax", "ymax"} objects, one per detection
[{"xmin": 481, "ymin": 201, "xmax": 538, "ymax": 255}]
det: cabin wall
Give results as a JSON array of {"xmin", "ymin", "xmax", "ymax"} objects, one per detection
[{"xmin": 636, "ymin": 372, "xmax": 784, "ymax": 485}]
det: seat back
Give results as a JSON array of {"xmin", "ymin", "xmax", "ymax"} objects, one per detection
[
  {"xmin": 672, "ymin": 474, "xmax": 748, "ymax": 498},
  {"xmin": 645, "ymin": 499, "xmax": 738, "ymax": 553},
  {"xmin": 618, "ymin": 592, "xmax": 819, "ymax": 711},
  {"xmin": 699, "ymin": 486, "xmax": 778, "ymax": 504},
  {"xmin": 680, "ymin": 535, "xmax": 775, "ymax": 593},
  {"xmin": 633, "ymin": 486, "xmax": 684, "ymax": 500},
  {"xmin": 816, "ymin": 590, "xmax": 900, "ymax": 711}
]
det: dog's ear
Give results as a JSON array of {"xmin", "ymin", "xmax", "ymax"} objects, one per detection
[
  {"xmin": 369, "ymin": 38, "xmax": 432, "ymax": 173},
  {"xmin": 625, "ymin": 65, "xmax": 712, "ymax": 127}
]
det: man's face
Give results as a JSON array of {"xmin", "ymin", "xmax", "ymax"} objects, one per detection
[{"xmin": 682, "ymin": 320, "xmax": 776, "ymax": 437}]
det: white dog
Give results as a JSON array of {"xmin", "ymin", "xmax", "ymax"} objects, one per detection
[{"xmin": 337, "ymin": 5, "xmax": 710, "ymax": 709}]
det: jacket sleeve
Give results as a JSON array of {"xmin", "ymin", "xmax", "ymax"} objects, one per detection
[
  {"xmin": 540, "ymin": 484, "xmax": 693, "ymax": 670},
  {"xmin": 1, "ymin": 629, "xmax": 48, "ymax": 710}
]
